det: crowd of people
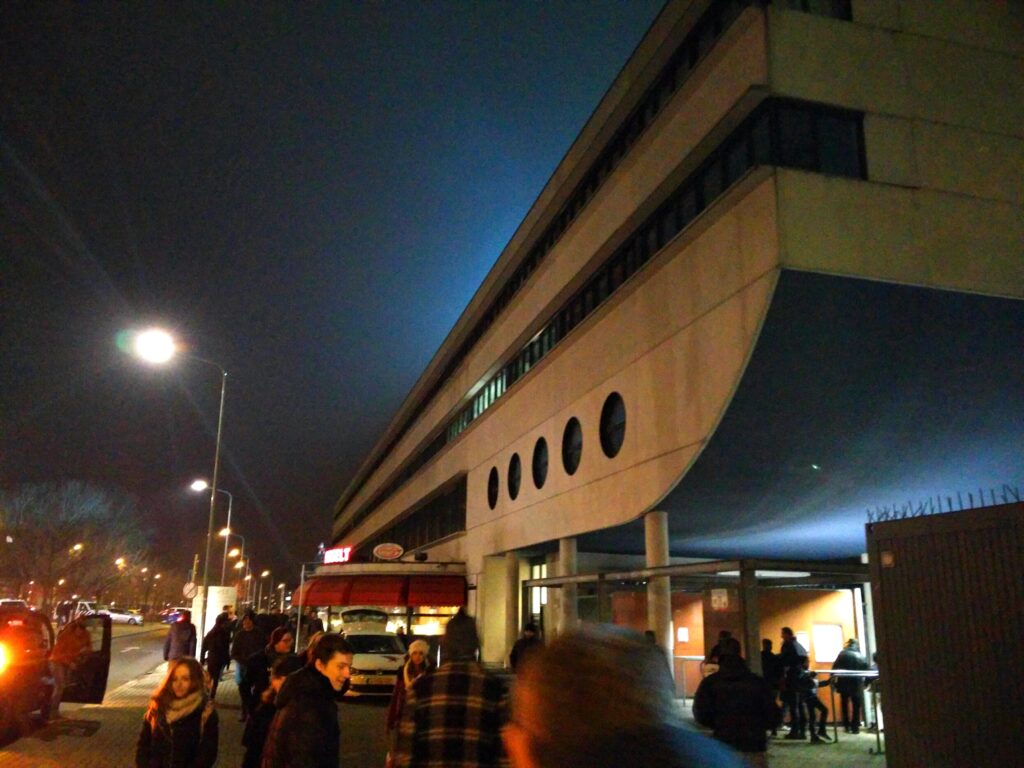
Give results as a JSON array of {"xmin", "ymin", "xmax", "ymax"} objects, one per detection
[
  {"xmin": 136, "ymin": 605, "xmax": 871, "ymax": 768},
  {"xmin": 692, "ymin": 626, "xmax": 872, "ymax": 766}
]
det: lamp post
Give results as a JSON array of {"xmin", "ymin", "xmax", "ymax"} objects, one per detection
[
  {"xmin": 131, "ymin": 328, "xmax": 226, "ymax": 640},
  {"xmin": 277, "ymin": 583, "xmax": 285, "ymax": 612},
  {"xmin": 192, "ymin": 480, "xmax": 233, "ymax": 584},
  {"xmin": 257, "ymin": 570, "xmax": 271, "ymax": 613}
]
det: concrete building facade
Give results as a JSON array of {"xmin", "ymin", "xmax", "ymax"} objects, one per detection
[{"xmin": 332, "ymin": 0, "xmax": 1024, "ymax": 662}]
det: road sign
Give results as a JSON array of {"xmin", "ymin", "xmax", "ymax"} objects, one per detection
[{"xmin": 182, "ymin": 581, "xmax": 198, "ymax": 599}]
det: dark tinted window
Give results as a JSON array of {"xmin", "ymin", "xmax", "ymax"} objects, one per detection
[
  {"xmin": 818, "ymin": 112, "xmax": 863, "ymax": 177},
  {"xmin": 599, "ymin": 393, "xmax": 627, "ymax": 459},
  {"xmin": 562, "ymin": 418, "xmax": 583, "ymax": 476},
  {"xmin": 487, "ymin": 467, "xmax": 499, "ymax": 509},
  {"xmin": 778, "ymin": 106, "xmax": 817, "ymax": 170},
  {"xmin": 508, "ymin": 453, "xmax": 522, "ymax": 501},
  {"xmin": 532, "ymin": 438, "xmax": 549, "ymax": 489}
]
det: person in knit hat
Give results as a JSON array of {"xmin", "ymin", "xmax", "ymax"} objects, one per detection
[
  {"xmin": 392, "ymin": 609, "xmax": 506, "ymax": 767},
  {"xmin": 386, "ymin": 639, "xmax": 432, "ymax": 749}
]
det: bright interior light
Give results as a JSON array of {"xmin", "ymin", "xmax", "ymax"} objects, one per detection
[
  {"xmin": 134, "ymin": 329, "xmax": 176, "ymax": 364},
  {"xmin": 190, "ymin": 480, "xmax": 209, "ymax": 492}
]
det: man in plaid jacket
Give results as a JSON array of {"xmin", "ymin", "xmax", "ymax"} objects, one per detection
[{"xmin": 393, "ymin": 608, "xmax": 508, "ymax": 768}]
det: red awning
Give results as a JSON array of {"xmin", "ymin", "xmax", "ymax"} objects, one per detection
[
  {"xmin": 347, "ymin": 575, "xmax": 408, "ymax": 606},
  {"xmin": 407, "ymin": 575, "xmax": 466, "ymax": 607},
  {"xmin": 297, "ymin": 575, "xmax": 353, "ymax": 606},
  {"xmin": 296, "ymin": 573, "xmax": 467, "ymax": 608}
]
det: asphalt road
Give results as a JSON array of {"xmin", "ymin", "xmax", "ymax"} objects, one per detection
[{"xmin": 106, "ymin": 624, "xmax": 168, "ymax": 695}]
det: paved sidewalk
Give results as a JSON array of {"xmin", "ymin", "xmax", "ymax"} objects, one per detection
[
  {"xmin": 677, "ymin": 701, "xmax": 887, "ymax": 768},
  {"xmin": 0, "ymin": 664, "xmax": 248, "ymax": 768}
]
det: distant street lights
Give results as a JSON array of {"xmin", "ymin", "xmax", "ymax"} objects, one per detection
[
  {"xmin": 257, "ymin": 570, "xmax": 271, "ymax": 613},
  {"xmin": 192, "ymin": 480, "xmax": 234, "ymax": 584},
  {"xmin": 129, "ymin": 327, "xmax": 228, "ymax": 639}
]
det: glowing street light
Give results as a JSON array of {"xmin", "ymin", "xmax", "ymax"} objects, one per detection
[{"xmin": 133, "ymin": 328, "xmax": 176, "ymax": 364}]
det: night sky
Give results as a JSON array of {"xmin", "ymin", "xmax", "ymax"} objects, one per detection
[{"xmin": 1, "ymin": 2, "xmax": 665, "ymax": 584}]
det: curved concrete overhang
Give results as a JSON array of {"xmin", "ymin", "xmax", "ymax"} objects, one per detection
[{"xmin": 579, "ymin": 270, "xmax": 1024, "ymax": 559}]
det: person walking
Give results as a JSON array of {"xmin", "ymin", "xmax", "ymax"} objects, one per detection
[
  {"xmin": 241, "ymin": 654, "xmax": 305, "ymax": 768},
  {"xmin": 760, "ymin": 639, "xmax": 783, "ymax": 735},
  {"xmin": 509, "ymin": 623, "xmax": 542, "ymax": 672},
  {"xmin": 230, "ymin": 612, "xmax": 265, "ymax": 721},
  {"xmin": 831, "ymin": 638, "xmax": 868, "ymax": 733},
  {"xmin": 393, "ymin": 608, "xmax": 506, "ymax": 768},
  {"xmin": 245, "ymin": 626, "xmax": 296, "ymax": 707},
  {"xmin": 163, "ymin": 610, "xmax": 197, "ymax": 661},
  {"xmin": 385, "ymin": 639, "xmax": 431, "ymax": 756},
  {"xmin": 694, "ymin": 637, "xmax": 781, "ymax": 767},
  {"xmin": 135, "ymin": 657, "xmax": 218, "ymax": 768},
  {"xmin": 260, "ymin": 633, "xmax": 354, "ymax": 768},
  {"xmin": 503, "ymin": 625, "xmax": 744, "ymax": 768},
  {"xmin": 201, "ymin": 614, "xmax": 232, "ymax": 700},
  {"xmin": 48, "ymin": 616, "xmax": 92, "ymax": 720},
  {"xmin": 779, "ymin": 627, "xmax": 808, "ymax": 739}
]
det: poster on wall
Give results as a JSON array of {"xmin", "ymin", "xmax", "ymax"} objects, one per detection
[{"xmin": 812, "ymin": 623, "xmax": 844, "ymax": 663}]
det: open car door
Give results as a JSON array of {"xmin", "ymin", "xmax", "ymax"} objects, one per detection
[{"xmin": 61, "ymin": 613, "xmax": 111, "ymax": 704}]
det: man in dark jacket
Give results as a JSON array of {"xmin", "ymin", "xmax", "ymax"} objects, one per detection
[
  {"xmin": 261, "ymin": 633, "xmax": 353, "ymax": 768},
  {"xmin": 503, "ymin": 625, "xmax": 743, "ymax": 768},
  {"xmin": 831, "ymin": 638, "xmax": 868, "ymax": 733},
  {"xmin": 779, "ymin": 627, "xmax": 808, "ymax": 739},
  {"xmin": 231, "ymin": 612, "xmax": 265, "ymax": 721},
  {"xmin": 245, "ymin": 626, "xmax": 296, "ymax": 707},
  {"xmin": 509, "ymin": 622, "xmax": 542, "ymax": 672},
  {"xmin": 694, "ymin": 637, "xmax": 780, "ymax": 766},
  {"xmin": 201, "ymin": 614, "xmax": 232, "ymax": 700},
  {"xmin": 393, "ymin": 608, "xmax": 508, "ymax": 768},
  {"xmin": 163, "ymin": 610, "xmax": 197, "ymax": 661}
]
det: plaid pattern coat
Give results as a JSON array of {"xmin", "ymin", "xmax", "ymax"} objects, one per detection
[{"xmin": 392, "ymin": 661, "xmax": 509, "ymax": 768}]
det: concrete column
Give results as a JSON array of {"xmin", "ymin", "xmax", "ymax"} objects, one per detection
[
  {"xmin": 644, "ymin": 510, "xmax": 673, "ymax": 670},
  {"xmin": 505, "ymin": 551, "xmax": 520, "ymax": 663},
  {"xmin": 739, "ymin": 567, "xmax": 762, "ymax": 675},
  {"xmin": 559, "ymin": 537, "xmax": 578, "ymax": 634}
]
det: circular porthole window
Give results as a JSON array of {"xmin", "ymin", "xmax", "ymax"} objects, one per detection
[
  {"xmin": 599, "ymin": 392, "xmax": 626, "ymax": 458},
  {"xmin": 508, "ymin": 453, "xmax": 522, "ymax": 501},
  {"xmin": 487, "ymin": 466, "xmax": 499, "ymax": 509},
  {"xmin": 562, "ymin": 417, "xmax": 583, "ymax": 476},
  {"xmin": 532, "ymin": 437, "xmax": 548, "ymax": 489}
]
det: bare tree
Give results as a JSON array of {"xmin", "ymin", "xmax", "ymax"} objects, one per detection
[{"xmin": 0, "ymin": 481, "xmax": 152, "ymax": 611}]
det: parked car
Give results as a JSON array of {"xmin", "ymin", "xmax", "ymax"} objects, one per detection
[
  {"xmin": 99, "ymin": 607, "xmax": 144, "ymax": 626},
  {"xmin": 0, "ymin": 600, "xmax": 28, "ymax": 610},
  {"xmin": 0, "ymin": 604, "xmax": 111, "ymax": 737},
  {"xmin": 342, "ymin": 629, "xmax": 406, "ymax": 696}
]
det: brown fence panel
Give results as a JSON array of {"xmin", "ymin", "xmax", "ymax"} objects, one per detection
[{"xmin": 867, "ymin": 502, "xmax": 1024, "ymax": 768}]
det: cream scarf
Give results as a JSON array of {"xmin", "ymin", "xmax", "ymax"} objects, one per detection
[{"xmin": 164, "ymin": 690, "xmax": 203, "ymax": 725}]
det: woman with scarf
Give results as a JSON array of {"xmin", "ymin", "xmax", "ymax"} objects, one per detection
[
  {"xmin": 135, "ymin": 656, "xmax": 219, "ymax": 768},
  {"xmin": 385, "ymin": 639, "xmax": 431, "ymax": 736}
]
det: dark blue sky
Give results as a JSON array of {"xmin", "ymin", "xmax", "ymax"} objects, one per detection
[{"xmin": 1, "ymin": 2, "xmax": 666, "ymax": 582}]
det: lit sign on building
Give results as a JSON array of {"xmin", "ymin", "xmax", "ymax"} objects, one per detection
[{"xmin": 324, "ymin": 546, "xmax": 353, "ymax": 564}]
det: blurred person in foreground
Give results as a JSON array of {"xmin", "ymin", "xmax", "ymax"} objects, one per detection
[
  {"xmin": 694, "ymin": 636, "xmax": 781, "ymax": 767},
  {"xmin": 393, "ymin": 607, "xmax": 506, "ymax": 768},
  {"xmin": 48, "ymin": 616, "xmax": 92, "ymax": 720},
  {"xmin": 503, "ymin": 626, "xmax": 744, "ymax": 768},
  {"xmin": 260, "ymin": 633, "xmax": 354, "ymax": 768}
]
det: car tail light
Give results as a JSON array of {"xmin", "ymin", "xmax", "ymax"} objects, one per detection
[{"xmin": 0, "ymin": 643, "xmax": 9, "ymax": 674}]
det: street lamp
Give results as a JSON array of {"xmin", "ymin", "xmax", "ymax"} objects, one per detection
[
  {"xmin": 128, "ymin": 327, "xmax": 227, "ymax": 640},
  {"xmin": 192, "ymin": 480, "xmax": 234, "ymax": 584},
  {"xmin": 277, "ymin": 582, "xmax": 285, "ymax": 612},
  {"xmin": 257, "ymin": 570, "xmax": 271, "ymax": 613}
]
